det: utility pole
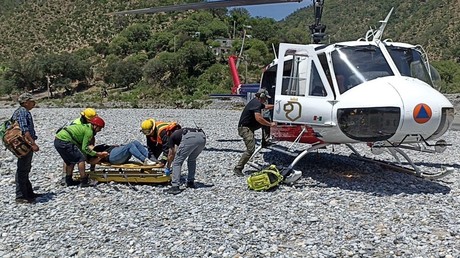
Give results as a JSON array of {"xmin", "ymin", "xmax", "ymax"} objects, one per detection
[{"xmin": 236, "ymin": 25, "xmax": 251, "ymax": 68}]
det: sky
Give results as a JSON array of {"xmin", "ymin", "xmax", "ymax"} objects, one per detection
[{"xmin": 243, "ymin": 1, "xmax": 310, "ymax": 21}]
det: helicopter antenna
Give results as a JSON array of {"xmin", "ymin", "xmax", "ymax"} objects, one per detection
[
  {"xmin": 272, "ymin": 43, "xmax": 277, "ymax": 59},
  {"xmin": 309, "ymin": 0, "xmax": 326, "ymax": 44},
  {"xmin": 371, "ymin": 7, "xmax": 394, "ymax": 42}
]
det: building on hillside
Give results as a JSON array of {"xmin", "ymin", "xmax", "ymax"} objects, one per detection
[{"xmin": 211, "ymin": 38, "xmax": 233, "ymax": 56}]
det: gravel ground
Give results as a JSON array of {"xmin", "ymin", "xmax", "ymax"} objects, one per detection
[{"xmin": 1, "ymin": 105, "xmax": 460, "ymax": 258}]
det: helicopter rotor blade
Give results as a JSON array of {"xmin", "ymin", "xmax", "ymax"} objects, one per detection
[{"xmin": 108, "ymin": 0, "xmax": 303, "ymax": 15}]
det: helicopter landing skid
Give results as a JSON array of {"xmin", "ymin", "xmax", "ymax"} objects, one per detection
[{"xmin": 349, "ymin": 153, "xmax": 455, "ymax": 180}]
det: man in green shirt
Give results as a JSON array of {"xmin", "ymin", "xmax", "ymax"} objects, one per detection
[
  {"xmin": 56, "ymin": 108, "xmax": 97, "ymax": 181},
  {"xmin": 54, "ymin": 117, "xmax": 109, "ymax": 187},
  {"xmin": 59, "ymin": 108, "xmax": 98, "ymax": 181}
]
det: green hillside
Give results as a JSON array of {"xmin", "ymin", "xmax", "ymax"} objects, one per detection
[
  {"xmin": 0, "ymin": 0, "xmax": 459, "ymax": 104},
  {"xmin": 283, "ymin": 0, "xmax": 460, "ymax": 61},
  {"xmin": 0, "ymin": 0, "xmax": 179, "ymax": 60}
]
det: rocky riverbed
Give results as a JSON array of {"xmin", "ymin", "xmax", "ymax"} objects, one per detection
[{"xmin": 0, "ymin": 106, "xmax": 459, "ymax": 257}]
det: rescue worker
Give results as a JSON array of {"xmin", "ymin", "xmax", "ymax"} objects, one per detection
[
  {"xmin": 163, "ymin": 128, "xmax": 206, "ymax": 194},
  {"xmin": 140, "ymin": 118, "xmax": 182, "ymax": 166},
  {"xmin": 56, "ymin": 108, "xmax": 98, "ymax": 133},
  {"xmin": 54, "ymin": 117, "xmax": 109, "ymax": 187},
  {"xmin": 12, "ymin": 93, "xmax": 41, "ymax": 203},
  {"xmin": 233, "ymin": 88, "xmax": 275, "ymax": 176},
  {"xmin": 58, "ymin": 108, "xmax": 98, "ymax": 183}
]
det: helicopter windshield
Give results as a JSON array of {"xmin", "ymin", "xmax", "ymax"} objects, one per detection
[
  {"xmin": 386, "ymin": 46, "xmax": 433, "ymax": 86},
  {"xmin": 331, "ymin": 45, "xmax": 394, "ymax": 94}
]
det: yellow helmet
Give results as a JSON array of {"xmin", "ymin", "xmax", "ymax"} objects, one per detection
[
  {"xmin": 81, "ymin": 108, "xmax": 97, "ymax": 120},
  {"xmin": 141, "ymin": 119, "xmax": 156, "ymax": 135}
]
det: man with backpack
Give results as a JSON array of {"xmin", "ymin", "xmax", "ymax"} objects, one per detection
[{"xmin": 11, "ymin": 93, "xmax": 41, "ymax": 203}]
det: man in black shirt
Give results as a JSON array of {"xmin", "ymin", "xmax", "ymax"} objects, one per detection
[{"xmin": 233, "ymin": 88, "xmax": 275, "ymax": 176}]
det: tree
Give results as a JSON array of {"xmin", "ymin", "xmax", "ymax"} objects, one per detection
[
  {"xmin": 3, "ymin": 59, "xmax": 42, "ymax": 92},
  {"xmin": 143, "ymin": 51, "xmax": 181, "ymax": 89},
  {"xmin": 229, "ymin": 8, "xmax": 251, "ymax": 39},
  {"xmin": 432, "ymin": 60, "xmax": 459, "ymax": 84},
  {"xmin": 178, "ymin": 41, "xmax": 216, "ymax": 77},
  {"xmin": 126, "ymin": 52, "xmax": 149, "ymax": 67},
  {"xmin": 145, "ymin": 31, "xmax": 174, "ymax": 56},
  {"xmin": 108, "ymin": 35, "xmax": 130, "ymax": 56},
  {"xmin": 245, "ymin": 39, "xmax": 270, "ymax": 66},
  {"xmin": 103, "ymin": 59, "xmax": 142, "ymax": 90},
  {"xmin": 196, "ymin": 63, "xmax": 231, "ymax": 96},
  {"xmin": 432, "ymin": 60, "xmax": 460, "ymax": 93},
  {"xmin": 120, "ymin": 23, "xmax": 151, "ymax": 43},
  {"xmin": 92, "ymin": 42, "xmax": 109, "ymax": 57},
  {"xmin": 35, "ymin": 53, "xmax": 92, "ymax": 97},
  {"xmin": 0, "ymin": 77, "xmax": 15, "ymax": 97},
  {"xmin": 249, "ymin": 17, "xmax": 278, "ymax": 42},
  {"xmin": 119, "ymin": 23, "xmax": 152, "ymax": 53},
  {"xmin": 283, "ymin": 28, "xmax": 309, "ymax": 44}
]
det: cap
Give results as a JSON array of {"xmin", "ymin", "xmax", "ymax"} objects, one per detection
[
  {"xmin": 255, "ymin": 88, "xmax": 271, "ymax": 99},
  {"xmin": 18, "ymin": 93, "xmax": 35, "ymax": 103}
]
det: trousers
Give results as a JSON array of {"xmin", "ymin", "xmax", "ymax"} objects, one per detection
[
  {"xmin": 171, "ymin": 131, "xmax": 206, "ymax": 187},
  {"xmin": 109, "ymin": 140, "xmax": 149, "ymax": 164},
  {"xmin": 16, "ymin": 151, "xmax": 34, "ymax": 199},
  {"xmin": 235, "ymin": 126, "xmax": 256, "ymax": 170}
]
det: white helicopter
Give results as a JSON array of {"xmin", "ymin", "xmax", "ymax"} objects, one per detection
[{"xmin": 111, "ymin": 0, "xmax": 455, "ymax": 182}]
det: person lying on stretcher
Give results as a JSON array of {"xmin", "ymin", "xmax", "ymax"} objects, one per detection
[{"xmin": 86, "ymin": 140, "xmax": 159, "ymax": 166}]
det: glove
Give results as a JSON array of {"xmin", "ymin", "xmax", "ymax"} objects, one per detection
[{"xmin": 164, "ymin": 168, "xmax": 171, "ymax": 176}]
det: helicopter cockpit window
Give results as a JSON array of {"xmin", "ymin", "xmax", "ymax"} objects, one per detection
[
  {"xmin": 331, "ymin": 46, "xmax": 394, "ymax": 94},
  {"xmin": 386, "ymin": 46, "xmax": 433, "ymax": 86},
  {"xmin": 309, "ymin": 62, "xmax": 326, "ymax": 96},
  {"xmin": 281, "ymin": 55, "xmax": 308, "ymax": 96}
]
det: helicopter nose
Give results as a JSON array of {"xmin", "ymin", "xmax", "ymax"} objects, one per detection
[
  {"xmin": 388, "ymin": 76, "xmax": 454, "ymax": 141},
  {"xmin": 335, "ymin": 76, "xmax": 453, "ymax": 142}
]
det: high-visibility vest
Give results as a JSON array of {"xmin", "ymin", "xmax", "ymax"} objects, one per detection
[{"xmin": 149, "ymin": 122, "xmax": 180, "ymax": 144}]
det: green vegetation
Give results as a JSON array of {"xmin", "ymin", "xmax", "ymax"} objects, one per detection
[{"xmin": 1, "ymin": 0, "xmax": 460, "ymax": 106}]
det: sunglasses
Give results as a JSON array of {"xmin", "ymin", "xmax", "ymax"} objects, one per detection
[{"xmin": 141, "ymin": 129, "xmax": 151, "ymax": 135}]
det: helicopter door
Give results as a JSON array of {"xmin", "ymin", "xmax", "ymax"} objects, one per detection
[{"xmin": 273, "ymin": 43, "xmax": 335, "ymax": 126}]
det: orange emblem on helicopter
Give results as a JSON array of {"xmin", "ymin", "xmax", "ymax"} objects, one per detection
[{"xmin": 413, "ymin": 103, "xmax": 432, "ymax": 124}]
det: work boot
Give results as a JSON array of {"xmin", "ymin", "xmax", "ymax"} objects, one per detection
[
  {"xmin": 15, "ymin": 197, "xmax": 35, "ymax": 204},
  {"xmin": 80, "ymin": 176, "xmax": 90, "ymax": 187},
  {"xmin": 186, "ymin": 181, "xmax": 196, "ymax": 188},
  {"xmin": 164, "ymin": 186, "xmax": 183, "ymax": 195},
  {"xmin": 65, "ymin": 175, "xmax": 80, "ymax": 187},
  {"xmin": 261, "ymin": 140, "xmax": 275, "ymax": 148},
  {"xmin": 233, "ymin": 167, "xmax": 244, "ymax": 177}
]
